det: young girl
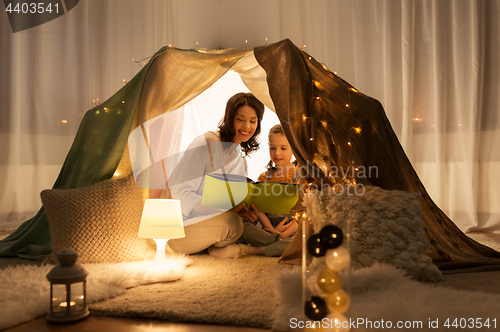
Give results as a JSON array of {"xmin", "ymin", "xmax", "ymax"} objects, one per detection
[
  {"xmin": 256, "ymin": 124, "xmax": 299, "ymax": 239},
  {"xmin": 237, "ymin": 124, "xmax": 299, "ymax": 257}
]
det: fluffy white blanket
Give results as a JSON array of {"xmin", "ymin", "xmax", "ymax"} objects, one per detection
[
  {"xmin": 273, "ymin": 263, "xmax": 500, "ymax": 331},
  {"xmin": 0, "ymin": 255, "xmax": 190, "ymax": 330}
]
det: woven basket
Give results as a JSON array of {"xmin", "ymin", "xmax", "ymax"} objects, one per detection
[{"xmin": 41, "ymin": 174, "xmax": 155, "ymax": 263}]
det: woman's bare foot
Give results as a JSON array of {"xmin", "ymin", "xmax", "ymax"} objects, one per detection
[{"xmin": 207, "ymin": 243, "xmax": 243, "ymax": 259}]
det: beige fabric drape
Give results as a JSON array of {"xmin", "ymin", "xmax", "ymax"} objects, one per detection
[{"xmin": 254, "ymin": 39, "xmax": 500, "ymax": 271}]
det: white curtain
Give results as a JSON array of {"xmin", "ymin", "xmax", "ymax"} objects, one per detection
[
  {"xmin": 1, "ymin": 0, "xmax": 499, "ymax": 233},
  {"xmin": 278, "ymin": 0, "xmax": 500, "ymax": 233},
  {"xmin": 0, "ymin": 0, "xmax": 177, "ymax": 228}
]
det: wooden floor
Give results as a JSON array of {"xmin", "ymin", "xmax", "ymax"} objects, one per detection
[{"xmin": 6, "ymin": 316, "xmax": 267, "ymax": 332}]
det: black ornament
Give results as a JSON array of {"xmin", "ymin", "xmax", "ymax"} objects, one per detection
[
  {"xmin": 304, "ymin": 296, "xmax": 327, "ymax": 321},
  {"xmin": 307, "ymin": 234, "xmax": 327, "ymax": 257},
  {"xmin": 319, "ymin": 225, "xmax": 344, "ymax": 249}
]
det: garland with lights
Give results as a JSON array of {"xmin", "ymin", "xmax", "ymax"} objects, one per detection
[{"xmin": 302, "ymin": 210, "xmax": 351, "ymax": 331}]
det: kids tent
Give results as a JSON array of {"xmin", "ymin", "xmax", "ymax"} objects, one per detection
[{"xmin": 1, "ymin": 39, "xmax": 499, "ymax": 271}]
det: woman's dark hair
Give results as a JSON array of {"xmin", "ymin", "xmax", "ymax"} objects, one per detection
[{"xmin": 218, "ymin": 92, "xmax": 265, "ymax": 156}]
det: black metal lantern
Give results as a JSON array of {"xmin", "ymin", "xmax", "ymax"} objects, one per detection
[{"xmin": 46, "ymin": 249, "xmax": 89, "ymax": 323}]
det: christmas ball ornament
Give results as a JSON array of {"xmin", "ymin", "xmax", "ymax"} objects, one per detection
[
  {"xmin": 304, "ymin": 296, "xmax": 328, "ymax": 320},
  {"xmin": 320, "ymin": 225, "xmax": 344, "ymax": 249},
  {"xmin": 307, "ymin": 272, "xmax": 326, "ymax": 297},
  {"xmin": 307, "ymin": 234, "xmax": 327, "ymax": 257},
  {"xmin": 326, "ymin": 289, "xmax": 351, "ymax": 314},
  {"xmin": 325, "ymin": 312, "xmax": 350, "ymax": 332},
  {"xmin": 317, "ymin": 268, "xmax": 341, "ymax": 294},
  {"xmin": 304, "ymin": 322, "xmax": 324, "ymax": 331},
  {"xmin": 325, "ymin": 247, "xmax": 351, "ymax": 271}
]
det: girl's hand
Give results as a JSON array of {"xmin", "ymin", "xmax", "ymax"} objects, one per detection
[
  {"xmin": 265, "ymin": 218, "xmax": 297, "ymax": 239},
  {"xmin": 264, "ymin": 227, "xmax": 280, "ymax": 235},
  {"xmin": 274, "ymin": 217, "xmax": 291, "ymax": 233}
]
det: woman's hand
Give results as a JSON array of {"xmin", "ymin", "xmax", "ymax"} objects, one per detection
[{"xmin": 229, "ymin": 203, "xmax": 259, "ymax": 223}]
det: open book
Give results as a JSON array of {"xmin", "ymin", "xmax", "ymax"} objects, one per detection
[{"xmin": 200, "ymin": 173, "xmax": 300, "ymax": 214}]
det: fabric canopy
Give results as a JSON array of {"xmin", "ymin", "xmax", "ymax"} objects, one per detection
[
  {"xmin": 254, "ymin": 40, "xmax": 500, "ymax": 271},
  {"xmin": 1, "ymin": 39, "xmax": 499, "ymax": 271}
]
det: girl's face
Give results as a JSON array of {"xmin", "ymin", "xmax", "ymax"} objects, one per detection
[
  {"xmin": 269, "ymin": 133, "xmax": 293, "ymax": 167},
  {"xmin": 232, "ymin": 105, "xmax": 258, "ymax": 145}
]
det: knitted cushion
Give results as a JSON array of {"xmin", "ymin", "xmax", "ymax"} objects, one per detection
[
  {"xmin": 41, "ymin": 174, "xmax": 155, "ymax": 263},
  {"xmin": 287, "ymin": 186, "xmax": 442, "ymax": 281}
]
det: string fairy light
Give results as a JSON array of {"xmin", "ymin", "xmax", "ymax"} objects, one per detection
[
  {"xmin": 123, "ymin": 79, "xmax": 128, "ymax": 84},
  {"xmin": 301, "ymin": 44, "xmax": 306, "ymax": 50},
  {"xmin": 313, "ymin": 80, "xmax": 324, "ymax": 90},
  {"xmin": 132, "ymin": 56, "xmax": 152, "ymax": 68}
]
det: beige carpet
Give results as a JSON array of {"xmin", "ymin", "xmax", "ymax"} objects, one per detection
[
  {"xmin": 87, "ymin": 255, "xmax": 500, "ymax": 331},
  {"xmin": 88, "ymin": 255, "xmax": 290, "ymax": 329},
  {"xmin": 1, "ymin": 233, "xmax": 500, "ymax": 330}
]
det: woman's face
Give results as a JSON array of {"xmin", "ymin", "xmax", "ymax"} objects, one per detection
[
  {"xmin": 269, "ymin": 133, "xmax": 293, "ymax": 167},
  {"xmin": 232, "ymin": 105, "xmax": 258, "ymax": 145}
]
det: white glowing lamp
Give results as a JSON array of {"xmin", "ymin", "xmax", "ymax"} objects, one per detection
[{"xmin": 138, "ymin": 199, "xmax": 185, "ymax": 267}]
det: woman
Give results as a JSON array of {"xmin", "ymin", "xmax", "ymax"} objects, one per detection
[{"xmin": 164, "ymin": 92, "xmax": 264, "ymax": 258}]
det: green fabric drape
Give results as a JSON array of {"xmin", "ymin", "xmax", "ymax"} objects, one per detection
[
  {"xmin": 0, "ymin": 46, "xmax": 252, "ymax": 259},
  {"xmin": 0, "ymin": 52, "xmax": 148, "ymax": 259}
]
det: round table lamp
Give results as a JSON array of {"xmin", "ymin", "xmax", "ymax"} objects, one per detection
[{"xmin": 138, "ymin": 199, "xmax": 185, "ymax": 267}]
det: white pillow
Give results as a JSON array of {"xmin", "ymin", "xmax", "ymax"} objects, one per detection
[{"xmin": 304, "ymin": 185, "xmax": 442, "ymax": 281}]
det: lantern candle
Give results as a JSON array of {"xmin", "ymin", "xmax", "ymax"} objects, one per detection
[
  {"xmin": 46, "ymin": 249, "xmax": 89, "ymax": 323},
  {"xmin": 59, "ymin": 301, "xmax": 76, "ymax": 308}
]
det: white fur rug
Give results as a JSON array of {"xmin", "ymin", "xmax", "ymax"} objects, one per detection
[
  {"xmin": 273, "ymin": 262, "xmax": 500, "ymax": 331},
  {"xmin": 0, "ymin": 255, "xmax": 190, "ymax": 330}
]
